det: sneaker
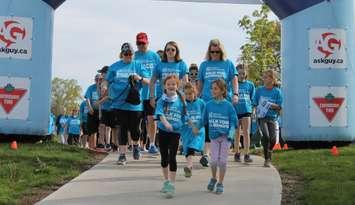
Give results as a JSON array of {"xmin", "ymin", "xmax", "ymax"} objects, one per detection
[
  {"xmin": 215, "ymin": 183, "xmax": 224, "ymax": 194},
  {"xmin": 148, "ymin": 144, "xmax": 159, "ymax": 154},
  {"xmin": 200, "ymin": 155, "xmax": 209, "ymax": 167},
  {"xmin": 117, "ymin": 154, "xmax": 127, "ymax": 165},
  {"xmin": 244, "ymin": 154, "xmax": 253, "ymax": 163},
  {"xmin": 133, "ymin": 145, "xmax": 141, "ymax": 160},
  {"xmin": 160, "ymin": 181, "xmax": 170, "ymax": 193},
  {"xmin": 207, "ymin": 178, "xmax": 217, "ymax": 191},
  {"xmin": 105, "ymin": 144, "xmax": 112, "ymax": 151},
  {"xmin": 183, "ymin": 167, "xmax": 192, "ymax": 178},
  {"xmin": 264, "ymin": 159, "xmax": 271, "ymax": 167},
  {"xmin": 234, "ymin": 152, "xmax": 241, "ymax": 162},
  {"xmin": 165, "ymin": 182, "xmax": 175, "ymax": 199}
]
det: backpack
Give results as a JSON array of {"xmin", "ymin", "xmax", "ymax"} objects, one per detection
[{"xmin": 125, "ymin": 75, "xmax": 141, "ymax": 105}]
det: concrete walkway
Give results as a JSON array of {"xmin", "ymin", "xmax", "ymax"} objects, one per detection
[{"xmin": 37, "ymin": 152, "xmax": 281, "ymax": 205}]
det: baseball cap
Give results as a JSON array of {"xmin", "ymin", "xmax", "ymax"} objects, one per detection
[
  {"xmin": 136, "ymin": 32, "xmax": 148, "ymax": 44},
  {"xmin": 121, "ymin": 42, "xmax": 134, "ymax": 54},
  {"xmin": 98, "ymin": 66, "xmax": 109, "ymax": 73}
]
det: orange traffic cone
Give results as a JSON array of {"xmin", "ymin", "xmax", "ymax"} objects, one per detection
[
  {"xmin": 273, "ymin": 143, "xmax": 281, "ymax": 150},
  {"xmin": 283, "ymin": 143, "xmax": 289, "ymax": 150},
  {"xmin": 10, "ymin": 141, "xmax": 18, "ymax": 150},
  {"xmin": 331, "ymin": 146, "xmax": 339, "ymax": 156}
]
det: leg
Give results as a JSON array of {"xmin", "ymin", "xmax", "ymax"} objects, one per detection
[
  {"xmin": 168, "ymin": 133, "xmax": 180, "ymax": 183},
  {"xmin": 159, "ymin": 130, "xmax": 170, "ymax": 181},
  {"xmin": 258, "ymin": 118, "xmax": 271, "ymax": 160}
]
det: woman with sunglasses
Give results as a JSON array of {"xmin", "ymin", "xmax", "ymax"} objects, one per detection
[
  {"xmin": 149, "ymin": 41, "xmax": 188, "ymax": 108},
  {"xmin": 106, "ymin": 42, "xmax": 149, "ymax": 165},
  {"xmin": 197, "ymin": 39, "xmax": 239, "ymax": 167}
]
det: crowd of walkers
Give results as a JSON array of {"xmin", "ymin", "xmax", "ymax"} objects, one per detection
[{"xmin": 55, "ymin": 32, "xmax": 282, "ymax": 198}]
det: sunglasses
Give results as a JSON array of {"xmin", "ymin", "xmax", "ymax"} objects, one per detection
[
  {"xmin": 123, "ymin": 53, "xmax": 133, "ymax": 56},
  {"xmin": 166, "ymin": 48, "xmax": 176, "ymax": 52},
  {"xmin": 210, "ymin": 50, "xmax": 221, "ymax": 54}
]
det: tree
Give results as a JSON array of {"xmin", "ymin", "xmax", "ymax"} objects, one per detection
[
  {"xmin": 51, "ymin": 77, "xmax": 82, "ymax": 116},
  {"xmin": 238, "ymin": 5, "xmax": 281, "ymax": 85}
]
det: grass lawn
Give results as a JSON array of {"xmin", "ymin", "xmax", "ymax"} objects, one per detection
[
  {"xmin": 0, "ymin": 142, "xmax": 106, "ymax": 205},
  {"xmin": 272, "ymin": 144, "xmax": 355, "ymax": 205}
]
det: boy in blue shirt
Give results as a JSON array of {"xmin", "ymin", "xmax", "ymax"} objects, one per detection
[{"xmin": 67, "ymin": 108, "xmax": 81, "ymax": 145}]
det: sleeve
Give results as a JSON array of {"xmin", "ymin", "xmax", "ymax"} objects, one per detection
[
  {"xmin": 228, "ymin": 104, "xmax": 237, "ymax": 140},
  {"xmin": 250, "ymin": 82, "xmax": 256, "ymax": 101},
  {"xmin": 252, "ymin": 88, "xmax": 259, "ymax": 107},
  {"xmin": 84, "ymin": 86, "xmax": 91, "ymax": 100},
  {"xmin": 155, "ymin": 99, "xmax": 165, "ymax": 119},
  {"xmin": 179, "ymin": 61, "xmax": 188, "ymax": 79},
  {"xmin": 106, "ymin": 65, "xmax": 114, "ymax": 83},
  {"xmin": 228, "ymin": 60, "xmax": 237, "ymax": 82},
  {"xmin": 275, "ymin": 89, "xmax": 283, "ymax": 107},
  {"xmin": 154, "ymin": 52, "xmax": 161, "ymax": 64},
  {"xmin": 198, "ymin": 62, "xmax": 205, "ymax": 82}
]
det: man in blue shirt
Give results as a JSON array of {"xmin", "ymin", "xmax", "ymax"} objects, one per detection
[{"xmin": 134, "ymin": 32, "xmax": 161, "ymax": 154}]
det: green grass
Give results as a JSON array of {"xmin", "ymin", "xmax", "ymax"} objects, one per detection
[
  {"xmin": 272, "ymin": 144, "xmax": 355, "ymax": 205},
  {"xmin": 0, "ymin": 142, "xmax": 104, "ymax": 205}
]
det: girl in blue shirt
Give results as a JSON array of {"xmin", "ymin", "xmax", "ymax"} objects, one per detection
[
  {"xmin": 155, "ymin": 75, "xmax": 186, "ymax": 198},
  {"xmin": 234, "ymin": 64, "xmax": 255, "ymax": 163},
  {"xmin": 181, "ymin": 82, "xmax": 205, "ymax": 178},
  {"xmin": 204, "ymin": 79, "xmax": 237, "ymax": 195},
  {"xmin": 67, "ymin": 108, "xmax": 81, "ymax": 145},
  {"xmin": 253, "ymin": 69, "xmax": 282, "ymax": 167}
]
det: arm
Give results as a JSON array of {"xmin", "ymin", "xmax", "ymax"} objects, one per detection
[
  {"xmin": 232, "ymin": 76, "xmax": 239, "ymax": 104},
  {"xmin": 149, "ymin": 75, "xmax": 157, "ymax": 107},
  {"xmin": 159, "ymin": 115, "xmax": 173, "ymax": 131}
]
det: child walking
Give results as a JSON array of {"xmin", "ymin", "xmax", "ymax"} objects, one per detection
[
  {"xmin": 253, "ymin": 69, "xmax": 282, "ymax": 167},
  {"xmin": 181, "ymin": 82, "xmax": 205, "ymax": 178},
  {"xmin": 204, "ymin": 79, "xmax": 237, "ymax": 194},
  {"xmin": 234, "ymin": 64, "xmax": 255, "ymax": 163},
  {"xmin": 155, "ymin": 75, "xmax": 186, "ymax": 198}
]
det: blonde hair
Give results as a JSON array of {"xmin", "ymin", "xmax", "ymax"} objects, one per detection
[
  {"xmin": 205, "ymin": 39, "xmax": 227, "ymax": 61},
  {"xmin": 237, "ymin": 63, "xmax": 249, "ymax": 79},
  {"xmin": 184, "ymin": 82, "xmax": 197, "ymax": 95},
  {"xmin": 212, "ymin": 79, "xmax": 227, "ymax": 98},
  {"xmin": 263, "ymin": 69, "xmax": 278, "ymax": 86}
]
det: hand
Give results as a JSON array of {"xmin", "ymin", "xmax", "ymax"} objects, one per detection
[
  {"xmin": 89, "ymin": 108, "xmax": 94, "ymax": 115},
  {"xmin": 232, "ymin": 95, "xmax": 239, "ymax": 104},
  {"xmin": 132, "ymin": 74, "xmax": 141, "ymax": 81},
  {"xmin": 164, "ymin": 122, "xmax": 173, "ymax": 132},
  {"xmin": 150, "ymin": 97, "xmax": 156, "ymax": 108}
]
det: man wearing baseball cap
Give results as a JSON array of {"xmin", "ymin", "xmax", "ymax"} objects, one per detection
[{"xmin": 134, "ymin": 32, "xmax": 161, "ymax": 154}]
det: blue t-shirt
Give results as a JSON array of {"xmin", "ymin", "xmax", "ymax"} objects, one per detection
[
  {"xmin": 181, "ymin": 98, "xmax": 205, "ymax": 153},
  {"xmin": 253, "ymin": 86, "xmax": 283, "ymax": 120},
  {"xmin": 79, "ymin": 101, "xmax": 89, "ymax": 123},
  {"xmin": 67, "ymin": 116, "xmax": 81, "ymax": 135},
  {"xmin": 58, "ymin": 115, "xmax": 68, "ymax": 134},
  {"xmin": 84, "ymin": 84, "xmax": 100, "ymax": 109},
  {"xmin": 48, "ymin": 113, "xmax": 55, "ymax": 135},
  {"xmin": 106, "ymin": 60, "xmax": 146, "ymax": 111},
  {"xmin": 153, "ymin": 60, "xmax": 188, "ymax": 98},
  {"xmin": 155, "ymin": 95, "xmax": 186, "ymax": 133},
  {"xmin": 235, "ymin": 80, "xmax": 255, "ymax": 115},
  {"xmin": 203, "ymin": 99, "xmax": 237, "ymax": 141},
  {"xmin": 134, "ymin": 50, "xmax": 161, "ymax": 100},
  {"xmin": 198, "ymin": 59, "xmax": 237, "ymax": 102}
]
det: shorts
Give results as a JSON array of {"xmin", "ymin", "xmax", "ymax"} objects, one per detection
[
  {"xmin": 210, "ymin": 136, "xmax": 230, "ymax": 165},
  {"xmin": 143, "ymin": 100, "xmax": 155, "ymax": 116},
  {"xmin": 87, "ymin": 110, "xmax": 99, "ymax": 135},
  {"xmin": 101, "ymin": 110, "xmax": 116, "ymax": 128},
  {"xmin": 81, "ymin": 122, "xmax": 88, "ymax": 135},
  {"xmin": 237, "ymin": 113, "xmax": 251, "ymax": 120}
]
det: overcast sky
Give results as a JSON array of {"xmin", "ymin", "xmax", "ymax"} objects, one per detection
[{"xmin": 52, "ymin": 0, "xmax": 273, "ymax": 93}]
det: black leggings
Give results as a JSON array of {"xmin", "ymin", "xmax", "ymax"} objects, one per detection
[
  {"xmin": 115, "ymin": 109, "xmax": 142, "ymax": 146},
  {"xmin": 158, "ymin": 129, "xmax": 180, "ymax": 172}
]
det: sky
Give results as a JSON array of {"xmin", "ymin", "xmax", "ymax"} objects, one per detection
[{"xmin": 52, "ymin": 0, "xmax": 272, "ymax": 93}]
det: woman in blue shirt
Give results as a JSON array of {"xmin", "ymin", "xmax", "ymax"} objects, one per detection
[
  {"xmin": 253, "ymin": 69, "xmax": 282, "ymax": 167},
  {"xmin": 197, "ymin": 39, "xmax": 239, "ymax": 167},
  {"xmin": 106, "ymin": 42, "xmax": 149, "ymax": 165}
]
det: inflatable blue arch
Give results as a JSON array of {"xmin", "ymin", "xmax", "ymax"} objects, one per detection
[{"xmin": 0, "ymin": 0, "xmax": 354, "ymax": 142}]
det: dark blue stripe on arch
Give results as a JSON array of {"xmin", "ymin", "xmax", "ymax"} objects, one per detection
[
  {"xmin": 42, "ymin": 0, "xmax": 66, "ymax": 10},
  {"xmin": 264, "ymin": 0, "xmax": 325, "ymax": 19}
]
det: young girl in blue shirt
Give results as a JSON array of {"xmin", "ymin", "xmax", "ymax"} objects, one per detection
[
  {"xmin": 155, "ymin": 75, "xmax": 186, "ymax": 198},
  {"xmin": 234, "ymin": 64, "xmax": 255, "ymax": 163},
  {"xmin": 204, "ymin": 79, "xmax": 237, "ymax": 194},
  {"xmin": 253, "ymin": 69, "xmax": 282, "ymax": 167},
  {"xmin": 181, "ymin": 82, "xmax": 205, "ymax": 178}
]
